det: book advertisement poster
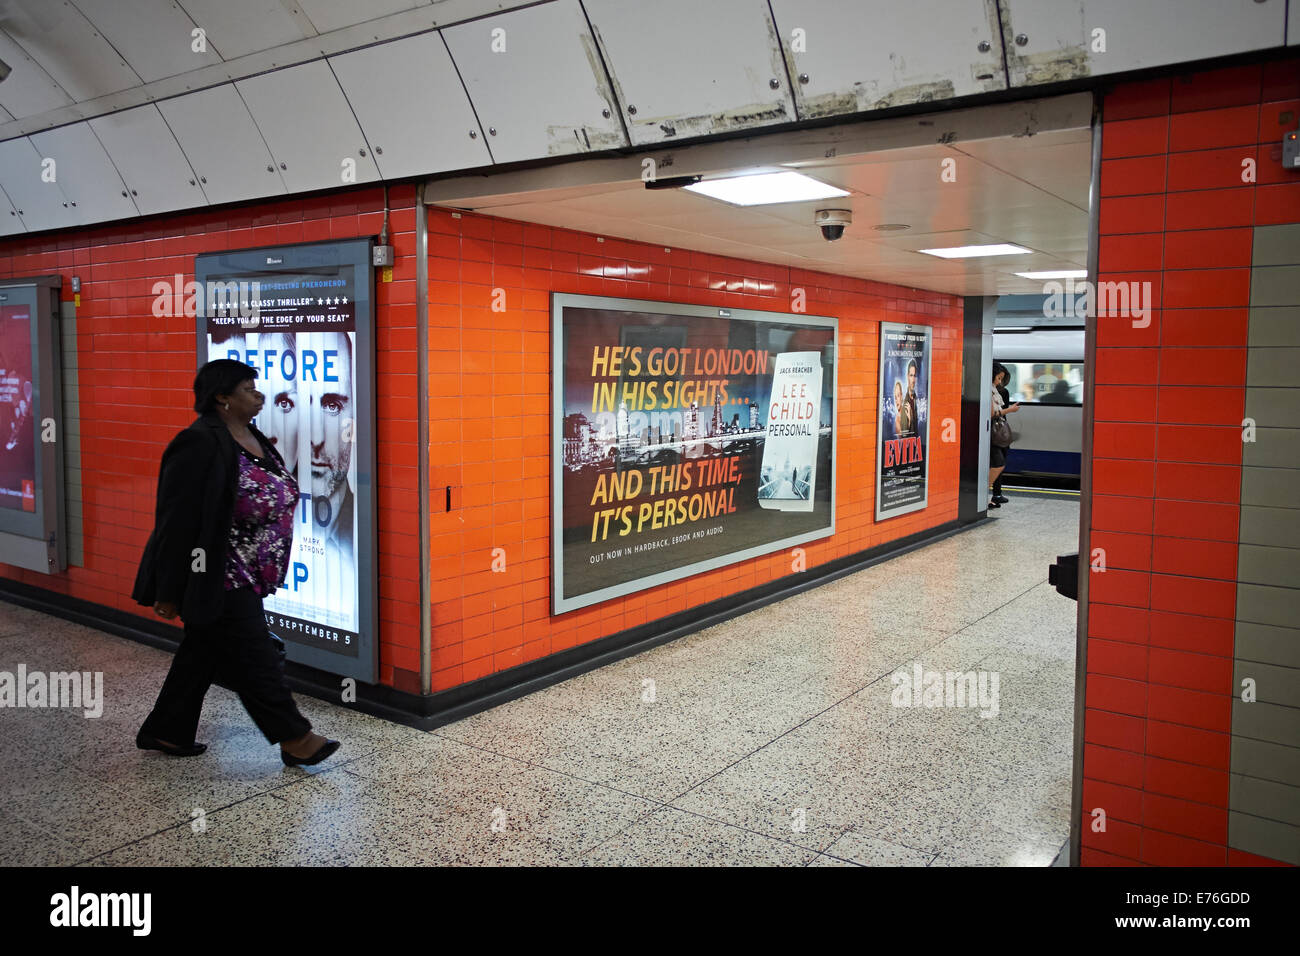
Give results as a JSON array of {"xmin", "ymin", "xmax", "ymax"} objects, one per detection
[
  {"xmin": 875, "ymin": 322, "xmax": 932, "ymax": 521},
  {"xmin": 196, "ymin": 240, "xmax": 376, "ymax": 683},
  {"xmin": 553, "ymin": 294, "xmax": 836, "ymax": 614},
  {"xmin": 0, "ymin": 304, "xmax": 35, "ymax": 513}
]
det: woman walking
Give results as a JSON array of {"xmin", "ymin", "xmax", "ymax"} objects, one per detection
[
  {"xmin": 132, "ymin": 359, "xmax": 339, "ymax": 765},
  {"xmin": 991, "ymin": 363, "xmax": 1018, "ymax": 505}
]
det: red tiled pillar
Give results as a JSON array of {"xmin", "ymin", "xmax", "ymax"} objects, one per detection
[{"xmin": 1083, "ymin": 60, "xmax": 1300, "ymax": 866}]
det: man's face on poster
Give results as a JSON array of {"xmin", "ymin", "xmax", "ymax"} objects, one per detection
[
  {"xmin": 261, "ymin": 335, "xmax": 298, "ymax": 472},
  {"xmin": 306, "ymin": 333, "xmax": 353, "ymax": 505},
  {"xmin": 907, "ymin": 363, "xmax": 917, "ymax": 398}
]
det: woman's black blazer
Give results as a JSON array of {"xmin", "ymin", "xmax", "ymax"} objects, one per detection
[{"xmin": 131, "ymin": 412, "xmax": 286, "ymax": 623}]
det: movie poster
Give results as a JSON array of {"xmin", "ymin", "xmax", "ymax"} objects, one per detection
[
  {"xmin": 0, "ymin": 304, "xmax": 36, "ymax": 514},
  {"xmin": 203, "ymin": 272, "xmax": 360, "ymax": 659},
  {"xmin": 876, "ymin": 322, "xmax": 932, "ymax": 520},
  {"xmin": 554, "ymin": 294, "xmax": 836, "ymax": 614}
]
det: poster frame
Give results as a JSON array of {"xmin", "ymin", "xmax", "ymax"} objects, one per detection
[
  {"xmin": 874, "ymin": 320, "xmax": 933, "ymax": 522},
  {"xmin": 551, "ymin": 292, "xmax": 837, "ymax": 616},
  {"xmin": 194, "ymin": 238, "xmax": 378, "ymax": 684},
  {"xmin": 0, "ymin": 275, "xmax": 65, "ymax": 573}
]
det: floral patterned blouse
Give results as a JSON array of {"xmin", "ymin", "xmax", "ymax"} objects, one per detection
[{"xmin": 224, "ymin": 441, "xmax": 297, "ymax": 595}]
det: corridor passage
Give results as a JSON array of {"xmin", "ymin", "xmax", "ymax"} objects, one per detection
[{"xmin": 0, "ymin": 497, "xmax": 1079, "ymax": 866}]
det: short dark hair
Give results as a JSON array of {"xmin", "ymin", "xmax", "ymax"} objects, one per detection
[
  {"xmin": 193, "ymin": 359, "xmax": 256, "ymax": 414},
  {"xmin": 907, "ymin": 359, "xmax": 918, "ymax": 375}
]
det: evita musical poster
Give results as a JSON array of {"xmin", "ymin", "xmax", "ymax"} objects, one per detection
[
  {"xmin": 196, "ymin": 240, "xmax": 377, "ymax": 683},
  {"xmin": 553, "ymin": 294, "xmax": 836, "ymax": 614},
  {"xmin": 875, "ymin": 322, "xmax": 932, "ymax": 521}
]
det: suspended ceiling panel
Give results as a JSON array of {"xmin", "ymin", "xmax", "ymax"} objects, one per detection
[
  {"xmin": 0, "ymin": 137, "xmax": 77, "ymax": 233},
  {"xmin": 88, "ymin": 105, "xmax": 205, "ymax": 216},
  {"xmin": 71, "ymin": 0, "xmax": 223, "ymax": 83},
  {"xmin": 236, "ymin": 60, "xmax": 381, "ymax": 193},
  {"xmin": 424, "ymin": 96, "xmax": 1092, "ymax": 296},
  {"xmin": 768, "ymin": 0, "xmax": 1005, "ymax": 119},
  {"xmin": 0, "ymin": 1, "xmax": 142, "ymax": 102},
  {"xmin": 297, "ymin": 0, "xmax": 430, "ymax": 34},
  {"xmin": 584, "ymin": 0, "xmax": 794, "ymax": 145},
  {"xmin": 442, "ymin": 0, "xmax": 625, "ymax": 163},
  {"xmin": 27, "ymin": 122, "xmax": 138, "ymax": 225},
  {"xmin": 157, "ymin": 84, "xmax": 287, "ymax": 206},
  {"xmin": 1001, "ymin": 0, "xmax": 1287, "ymax": 85},
  {"xmin": 175, "ymin": 0, "xmax": 312, "ymax": 60},
  {"xmin": 0, "ymin": 30, "xmax": 74, "ymax": 119},
  {"xmin": 330, "ymin": 32, "xmax": 492, "ymax": 180}
]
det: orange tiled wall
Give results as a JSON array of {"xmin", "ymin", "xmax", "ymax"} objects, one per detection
[
  {"xmin": 420, "ymin": 207, "xmax": 963, "ymax": 692},
  {"xmin": 0, "ymin": 185, "xmax": 963, "ymax": 693},
  {"xmin": 1082, "ymin": 60, "xmax": 1299, "ymax": 867},
  {"xmin": 0, "ymin": 186, "xmax": 424, "ymax": 688}
]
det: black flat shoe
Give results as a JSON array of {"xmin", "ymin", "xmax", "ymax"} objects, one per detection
[
  {"xmin": 136, "ymin": 731, "xmax": 206, "ymax": 757},
  {"xmin": 281, "ymin": 738, "xmax": 340, "ymax": 767},
  {"xmin": 988, "ymin": 500, "xmax": 1001, "ymax": 509},
  {"xmin": 993, "ymin": 494, "xmax": 1010, "ymax": 504}
]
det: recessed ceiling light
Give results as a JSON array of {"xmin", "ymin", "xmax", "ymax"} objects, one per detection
[
  {"xmin": 918, "ymin": 243, "xmax": 1033, "ymax": 259},
  {"xmin": 1014, "ymin": 269, "xmax": 1089, "ymax": 279},
  {"xmin": 683, "ymin": 171, "xmax": 850, "ymax": 206},
  {"xmin": 873, "ymin": 223, "xmax": 910, "ymax": 231}
]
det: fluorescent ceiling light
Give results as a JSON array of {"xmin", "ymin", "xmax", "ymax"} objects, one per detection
[
  {"xmin": 1015, "ymin": 269, "xmax": 1088, "ymax": 279},
  {"xmin": 918, "ymin": 243, "xmax": 1033, "ymax": 259},
  {"xmin": 994, "ymin": 326, "xmax": 1034, "ymax": 332},
  {"xmin": 684, "ymin": 171, "xmax": 849, "ymax": 206}
]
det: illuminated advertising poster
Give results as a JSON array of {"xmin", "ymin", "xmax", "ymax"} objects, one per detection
[
  {"xmin": 553, "ymin": 294, "xmax": 836, "ymax": 614},
  {"xmin": 0, "ymin": 304, "xmax": 35, "ymax": 513},
  {"xmin": 875, "ymin": 322, "xmax": 932, "ymax": 520},
  {"xmin": 197, "ymin": 240, "xmax": 376, "ymax": 683}
]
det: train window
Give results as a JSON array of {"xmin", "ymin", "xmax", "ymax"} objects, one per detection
[{"xmin": 1003, "ymin": 362, "xmax": 1083, "ymax": 405}]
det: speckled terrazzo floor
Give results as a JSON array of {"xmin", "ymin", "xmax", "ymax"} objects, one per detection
[{"xmin": 0, "ymin": 496, "xmax": 1079, "ymax": 866}]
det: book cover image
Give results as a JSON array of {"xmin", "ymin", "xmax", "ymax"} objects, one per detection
[{"xmin": 758, "ymin": 351, "xmax": 823, "ymax": 513}]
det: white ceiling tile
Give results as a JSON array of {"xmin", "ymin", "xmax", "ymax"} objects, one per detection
[
  {"xmin": 236, "ymin": 59, "xmax": 380, "ymax": 193},
  {"xmin": 1, "ymin": 2, "xmax": 141, "ymax": 100},
  {"xmin": 297, "ymin": 0, "xmax": 429, "ymax": 34},
  {"xmin": 0, "ymin": 137, "xmax": 78, "ymax": 232},
  {"xmin": 330, "ymin": 31, "xmax": 492, "ymax": 179},
  {"xmin": 157, "ymin": 84, "xmax": 287, "ymax": 205},
  {"xmin": 88, "ymin": 105, "xmax": 207, "ymax": 215},
  {"xmin": 0, "ymin": 184, "xmax": 23, "ymax": 236},
  {"xmin": 72, "ymin": 0, "xmax": 222, "ymax": 83},
  {"xmin": 769, "ymin": 0, "xmax": 1005, "ymax": 118},
  {"xmin": 176, "ymin": 0, "xmax": 311, "ymax": 59},
  {"xmin": 584, "ymin": 0, "xmax": 795, "ymax": 146},
  {"xmin": 28, "ymin": 122, "xmax": 138, "ymax": 224},
  {"xmin": 0, "ymin": 31, "xmax": 74, "ymax": 119},
  {"xmin": 442, "ymin": 0, "xmax": 625, "ymax": 163}
]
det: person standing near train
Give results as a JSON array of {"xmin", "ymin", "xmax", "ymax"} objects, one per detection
[{"xmin": 989, "ymin": 363, "xmax": 1020, "ymax": 509}]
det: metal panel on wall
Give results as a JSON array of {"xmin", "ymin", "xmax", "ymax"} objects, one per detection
[
  {"xmin": 584, "ymin": 0, "xmax": 795, "ymax": 144},
  {"xmin": 330, "ymin": 31, "xmax": 493, "ymax": 180},
  {"xmin": 769, "ymin": 0, "xmax": 1005, "ymax": 120},
  {"xmin": 442, "ymin": 0, "xmax": 625, "ymax": 163},
  {"xmin": 236, "ymin": 60, "xmax": 381, "ymax": 194},
  {"xmin": 88, "ymin": 105, "xmax": 207, "ymax": 216},
  {"xmin": 1001, "ymin": 0, "xmax": 1286, "ymax": 86},
  {"xmin": 0, "ymin": 138, "xmax": 77, "ymax": 233},
  {"xmin": 158, "ymin": 84, "xmax": 288, "ymax": 206},
  {"xmin": 28, "ymin": 123, "xmax": 139, "ymax": 226}
]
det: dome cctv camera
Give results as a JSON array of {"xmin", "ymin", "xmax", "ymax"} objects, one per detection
[{"xmin": 815, "ymin": 208, "xmax": 851, "ymax": 241}]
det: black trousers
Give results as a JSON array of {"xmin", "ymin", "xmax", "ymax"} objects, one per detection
[{"xmin": 140, "ymin": 587, "xmax": 312, "ymax": 746}]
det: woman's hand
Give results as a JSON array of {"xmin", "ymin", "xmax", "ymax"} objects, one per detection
[
  {"xmin": 154, "ymin": 601, "xmax": 179, "ymax": 620},
  {"xmin": 1006, "ymin": 402, "xmax": 1021, "ymax": 413}
]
